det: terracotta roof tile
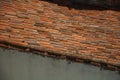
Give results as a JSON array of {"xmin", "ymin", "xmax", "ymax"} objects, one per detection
[{"xmin": 0, "ymin": 0, "xmax": 120, "ymax": 70}]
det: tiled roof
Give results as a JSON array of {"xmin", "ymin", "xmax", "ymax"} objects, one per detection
[{"xmin": 0, "ymin": 0, "xmax": 120, "ymax": 70}]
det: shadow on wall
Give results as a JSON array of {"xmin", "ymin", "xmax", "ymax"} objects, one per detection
[{"xmin": 42, "ymin": 0, "xmax": 120, "ymax": 11}]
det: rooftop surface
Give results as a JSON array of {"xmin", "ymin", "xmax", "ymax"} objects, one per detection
[{"xmin": 0, "ymin": 0, "xmax": 120, "ymax": 70}]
